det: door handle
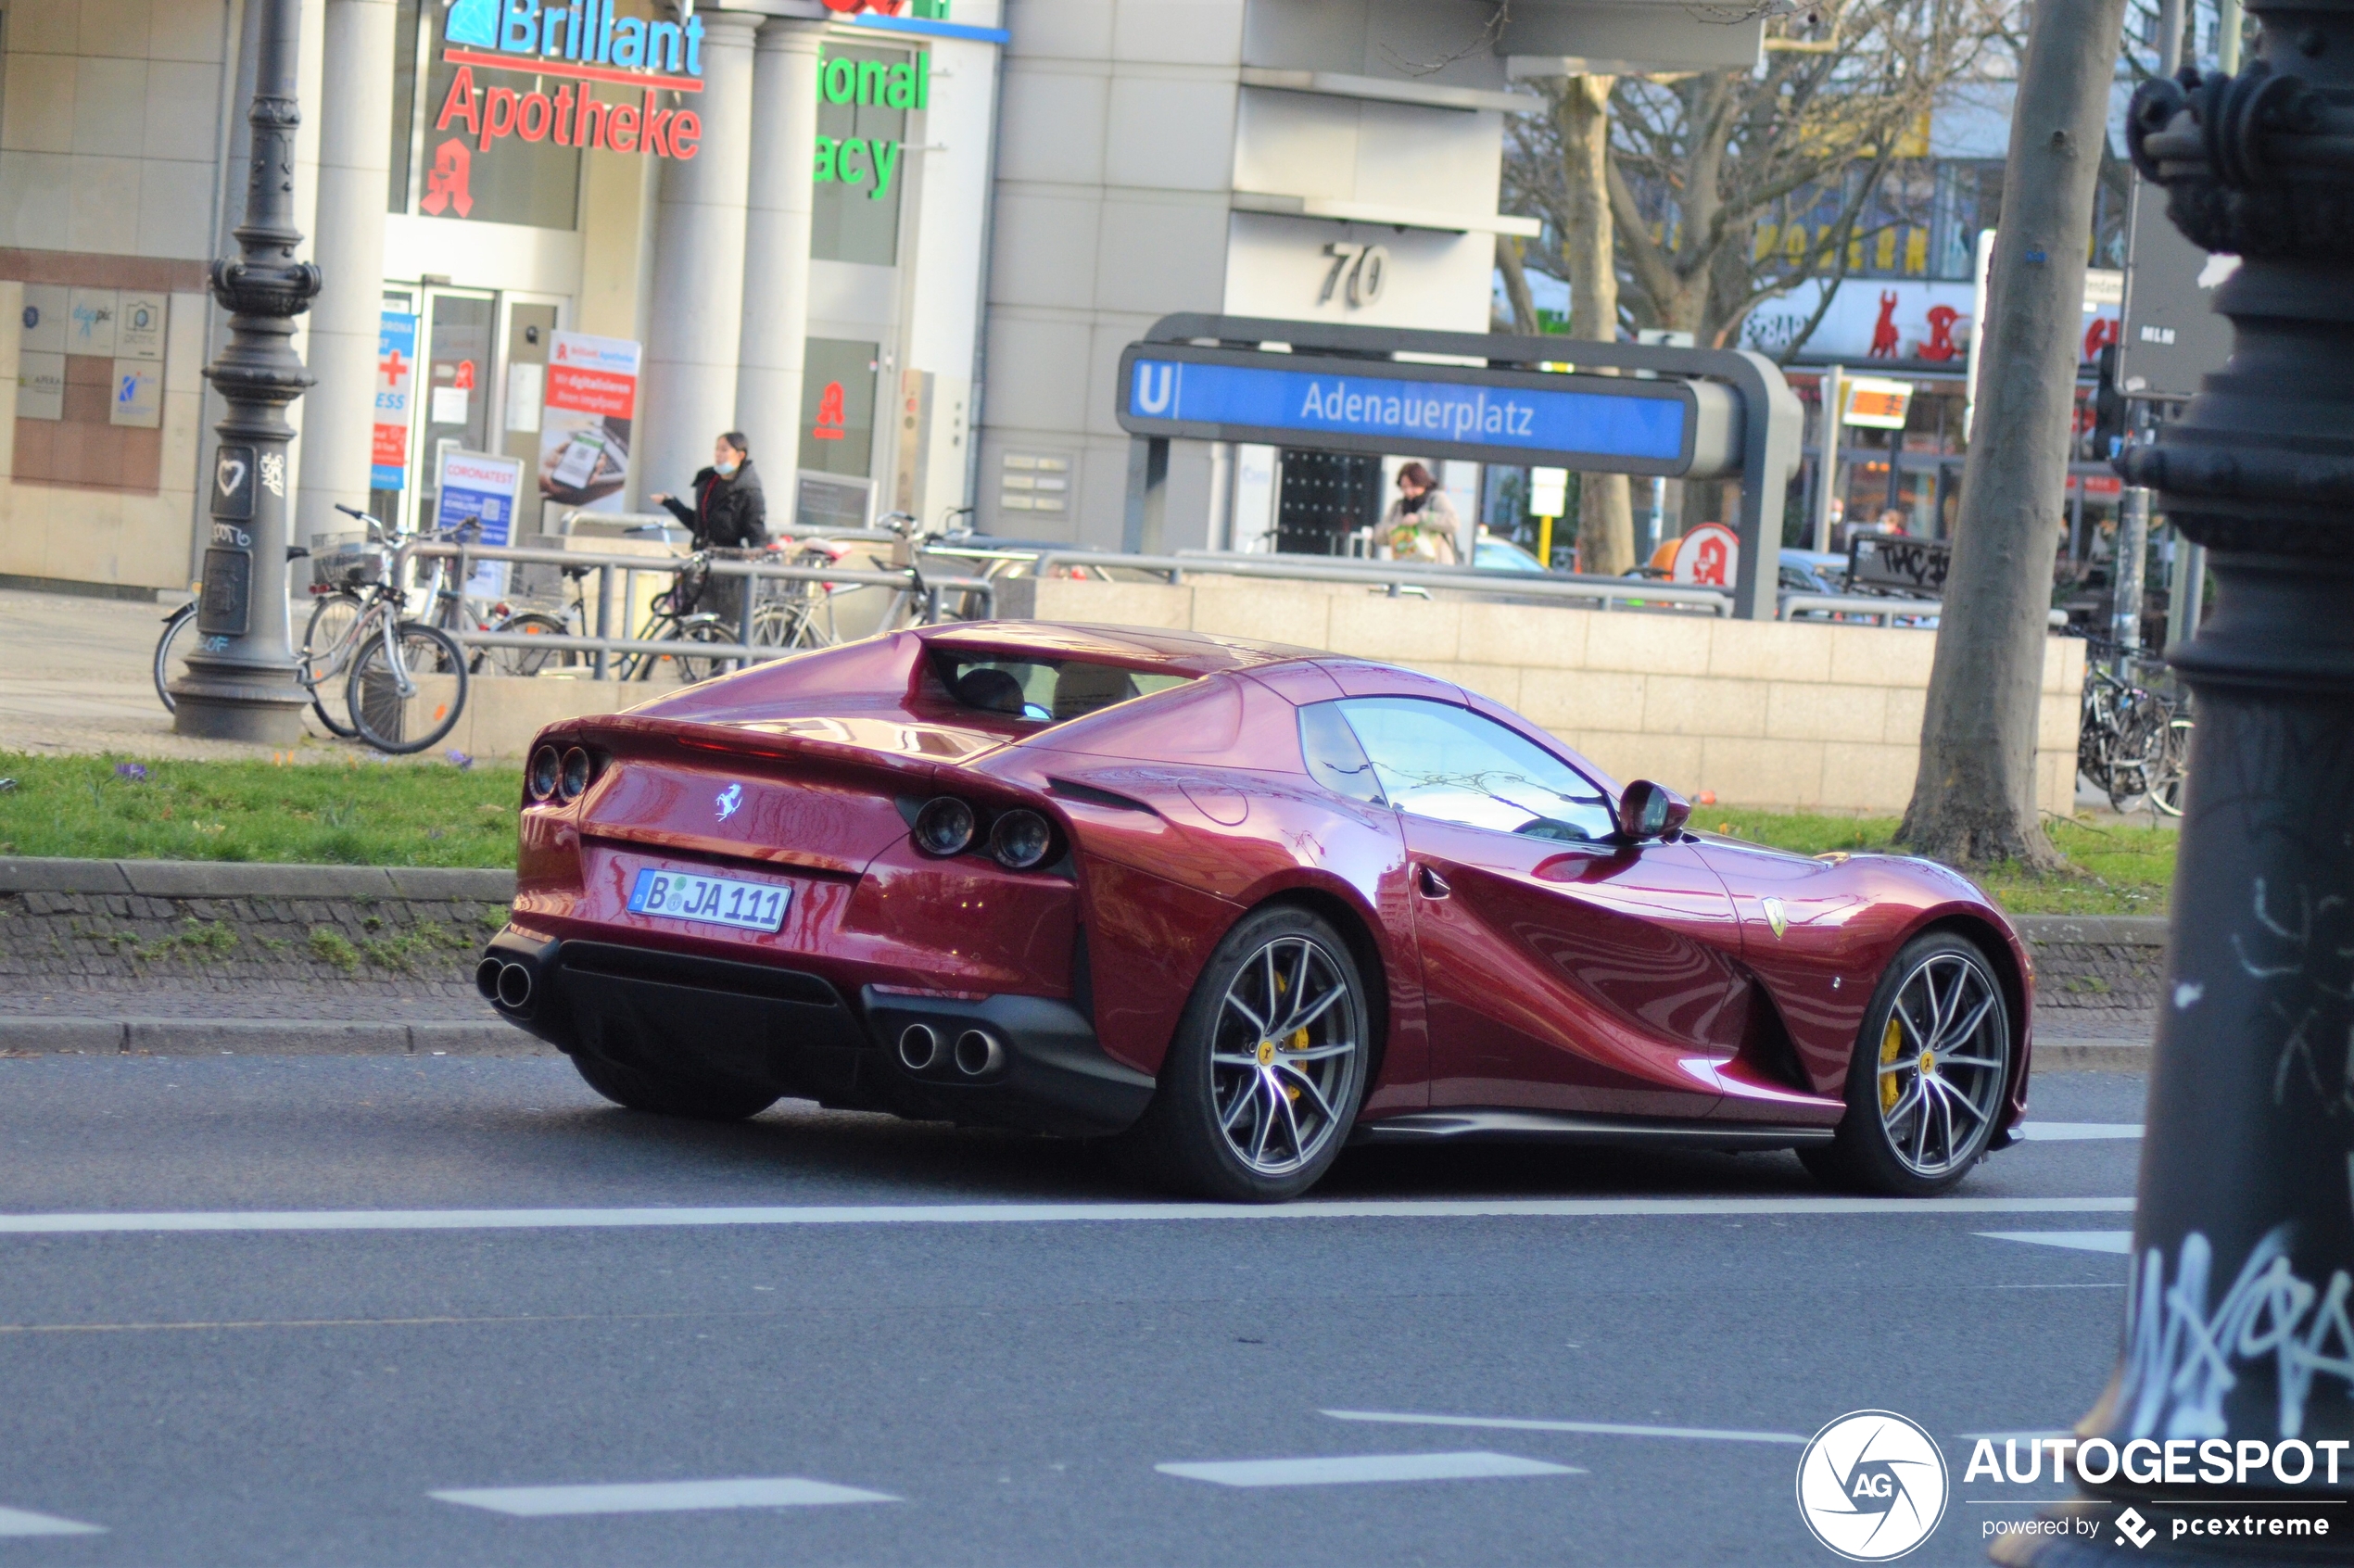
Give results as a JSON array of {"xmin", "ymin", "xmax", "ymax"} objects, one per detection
[{"xmin": 1416, "ymin": 864, "xmax": 1450, "ymax": 899}]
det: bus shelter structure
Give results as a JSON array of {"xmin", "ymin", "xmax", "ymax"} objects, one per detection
[{"xmin": 1114, "ymin": 314, "xmax": 1803, "ymax": 621}]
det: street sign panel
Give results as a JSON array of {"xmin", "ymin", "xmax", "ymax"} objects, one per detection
[
  {"xmin": 1116, "ymin": 345, "xmax": 1742, "ymax": 478},
  {"xmin": 2118, "ymin": 176, "xmax": 2234, "ymax": 400}
]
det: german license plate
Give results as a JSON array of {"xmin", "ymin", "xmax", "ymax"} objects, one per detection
[{"xmin": 626, "ymin": 867, "xmax": 790, "ymax": 933}]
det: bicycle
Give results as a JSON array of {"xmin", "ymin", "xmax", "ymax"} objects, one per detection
[
  {"xmin": 300, "ymin": 505, "xmax": 471, "ymax": 753},
  {"xmin": 616, "ymin": 552, "xmax": 738, "ymax": 683},
  {"xmin": 153, "ymin": 546, "xmax": 310, "ymax": 714},
  {"xmin": 2076, "ymin": 639, "xmax": 2191, "ymax": 816}
]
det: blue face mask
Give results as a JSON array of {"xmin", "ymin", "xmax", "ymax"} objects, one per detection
[{"xmin": 715, "ymin": 459, "xmax": 740, "ymax": 477}]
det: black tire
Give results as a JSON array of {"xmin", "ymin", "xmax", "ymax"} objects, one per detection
[
  {"xmin": 1801, "ymin": 931, "xmax": 2014, "ymax": 1197},
  {"xmin": 301, "ymin": 592, "xmax": 365, "ymax": 737},
  {"xmin": 571, "ymin": 1050, "xmax": 779, "ymax": 1122},
  {"xmin": 347, "ymin": 621, "xmax": 469, "ymax": 754},
  {"xmin": 484, "ymin": 611, "xmax": 578, "ymax": 677},
  {"xmin": 1123, "ymin": 904, "xmax": 1372, "ymax": 1202},
  {"xmin": 153, "ymin": 602, "xmax": 196, "ymax": 713}
]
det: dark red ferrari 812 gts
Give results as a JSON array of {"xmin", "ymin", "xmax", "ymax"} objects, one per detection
[{"xmin": 481, "ymin": 622, "xmax": 2031, "ymax": 1201}]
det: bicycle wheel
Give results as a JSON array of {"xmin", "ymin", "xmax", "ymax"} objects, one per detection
[
  {"xmin": 152, "ymin": 603, "xmax": 196, "ymax": 713},
  {"xmin": 301, "ymin": 592, "xmax": 366, "ymax": 737},
  {"xmin": 484, "ymin": 611, "xmax": 578, "ymax": 677},
  {"xmin": 751, "ymin": 598, "xmax": 834, "ymax": 653},
  {"xmin": 2105, "ymin": 691, "xmax": 2169, "ymax": 813},
  {"xmin": 673, "ymin": 615, "xmax": 735, "ymax": 683},
  {"xmin": 347, "ymin": 621, "xmax": 469, "ymax": 754},
  {"xmin": 2150, "ymin": 715, "xmax": 2195, "ymax": 818},
  {"xmin": 618, "ymin": 613, "xmax": 676, "ymax": 682}
]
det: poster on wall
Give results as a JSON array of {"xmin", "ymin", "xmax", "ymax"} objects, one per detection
[
  {"xmin": 373, "ymin": 311, "xmax": 418, "ymax": 490},
  {"xmin": 436, "ymin": 448, "xmax": 524, "ymax": 599},
  {"xmin": 537, "ymin": 331, "xmax": 639, "ymax": 512}
]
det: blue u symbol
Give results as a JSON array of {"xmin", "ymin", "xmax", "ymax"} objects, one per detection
[{"xmin": 1133, "ymin": 362, "xmax": 1174, "ymax": 417}]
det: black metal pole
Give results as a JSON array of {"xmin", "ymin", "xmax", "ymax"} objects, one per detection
[
  {"xmin": 1994, "ymin": 6, "xmax": 2354, "ymax": 1561},
  {"xmin": 169, "ymin": 0, "xmax": 319, "ymax": 742}
]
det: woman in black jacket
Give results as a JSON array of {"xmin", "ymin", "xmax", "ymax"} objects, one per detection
[
  {"xmin": 652, "ymin": 432, "xmax": 767, "ymax": 550},
  {"xmin": 652, "ymin": 432, "xmax": 767, "ymax": 622}
]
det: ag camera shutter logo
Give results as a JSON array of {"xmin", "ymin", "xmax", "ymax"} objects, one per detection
[{"xmin": 1796, "ymin": 1410, "xmax": 1950, "ymax": 1561}]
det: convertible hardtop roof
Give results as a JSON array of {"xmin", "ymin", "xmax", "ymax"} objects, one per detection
[{"xmin": 916, "ymin": 621, "xmax": 1324, "ymax": 677}]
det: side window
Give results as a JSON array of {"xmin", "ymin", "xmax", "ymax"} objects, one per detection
[
  {"xmin": 1299, "ymin": 702, "xmax": 1386, "ymax": 804},
  {"xmin": 1335, "ymin": 697, "xmax": 1614, "ymax": 842}
]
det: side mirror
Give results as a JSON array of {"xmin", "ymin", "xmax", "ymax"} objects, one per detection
[{"xmin": 1614, "ymin": 779, "xmax": 1692, "ymax": 842}]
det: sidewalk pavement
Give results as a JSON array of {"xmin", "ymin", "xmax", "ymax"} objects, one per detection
[{"xmin": 0, "ymin": 585, "xmax": 360, "ymax": 762}]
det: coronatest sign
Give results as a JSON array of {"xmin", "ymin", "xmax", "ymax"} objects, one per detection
[{"xmin": 437, "ymin": 0, "xmax": 706, "ymax": 165}]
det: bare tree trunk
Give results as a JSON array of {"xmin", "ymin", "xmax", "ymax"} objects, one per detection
[
  {"xmin": 1560, "ymin": 75, "xmax": 1635, "ymax": 576},
  {"xmin": 1495, "ymin": 234, "xmax": 1541, "ymax": 335},
  {"xmin": 1900, "ymin": 0, "xmax": 2128, "ymax": 868}
]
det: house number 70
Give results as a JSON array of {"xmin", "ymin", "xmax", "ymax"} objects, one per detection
[{"xmin": 1319, "ymin": 243, "xmax": 1389, "ymax": 308}]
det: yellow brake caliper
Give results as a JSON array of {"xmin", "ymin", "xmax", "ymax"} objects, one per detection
[
  {"xmin": 1283, "ymin": 1027, "xmax": 1310, "ymax": 1100},
  {"xmin": 1879, "ymin": 1016, "xmax": 1905, "ymax": 1113}
]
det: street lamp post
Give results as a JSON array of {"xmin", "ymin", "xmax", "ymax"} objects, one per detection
[
  {"xmin": 1995, "ymin": 6, "xmax": 2354, "ymax": 1561},
  {"xmin": 168, "ymin": 0, "xmax": 319, "ymax": 743}
]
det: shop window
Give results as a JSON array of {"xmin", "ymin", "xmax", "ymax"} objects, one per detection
[
  {"xmin": 390, "ymin": 0, "xmax": 582, "ymax": 230},
  {"xmin": 800, "ymin": 339, "xmax": 880, "ymax": 477},
  {"xmin": 812, "ymin": 45, "xmax": 912, "ymax": 266}
]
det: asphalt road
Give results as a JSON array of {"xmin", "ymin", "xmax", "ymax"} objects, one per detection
[{"xmin": 0, "ymin": 1053, "xmax": 2149, "ymax": 1567}]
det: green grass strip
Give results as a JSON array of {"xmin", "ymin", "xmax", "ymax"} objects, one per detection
[{"xmin": 0, "ymin": 752, "xmax": 523, "ymax": 868}]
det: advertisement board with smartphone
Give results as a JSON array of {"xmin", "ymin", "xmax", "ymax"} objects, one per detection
[{"xmin": 538, "ymin": 331, "xmax": 639, "ymax": 512}]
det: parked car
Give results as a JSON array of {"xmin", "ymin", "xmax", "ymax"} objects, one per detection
[{"xmin": 482, "ymin": 622, "xmax": 2033, "ymax": 1201}]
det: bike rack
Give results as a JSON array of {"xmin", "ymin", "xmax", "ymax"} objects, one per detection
[{"xmin": 387, "ymin": 539, "xmax": 996, "ymax": 680}]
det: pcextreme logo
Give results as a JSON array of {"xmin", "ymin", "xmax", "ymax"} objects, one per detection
[{"xmin": 1795, "ymin": 1410, "xmax": 1951, "ymax": 1562}]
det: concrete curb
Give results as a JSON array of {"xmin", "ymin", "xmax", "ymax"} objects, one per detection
[
  {"xmin": 2036, "ymin": 1039, "xmax": 2151, "ymax": 1071},
  {"xmin": 0, "ymin": 857, "xmax": 515, "ymax": 902},
  {"xmin": 2010, "ymin": 915, "xmax": 2167, "ymax": 946},
  {"xmin": 0, "ymin": 1018, "xmax": 551, "ymax": 1056}
]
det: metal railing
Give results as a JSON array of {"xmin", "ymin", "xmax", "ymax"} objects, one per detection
[
  {"xmin": 1028, "ymin": 550, "xmax": 1739, "ymax": 614},
  {"xmin": 1780, "ymin": 592, "xmax": 2071, "ymax": 629},
  {"xmin": 386, "ymin": 538, "xmax": 994, "ymax": 678}
]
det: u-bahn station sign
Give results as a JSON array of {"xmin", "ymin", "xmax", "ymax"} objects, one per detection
[{"xmin": 1117, "ymin": 314, "xmax": 1799, "ymax": 619}]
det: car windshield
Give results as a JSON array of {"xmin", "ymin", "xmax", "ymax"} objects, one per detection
[{"xmin": 935, "ymin": 654, "xmax": 1193, "ymax": 724}]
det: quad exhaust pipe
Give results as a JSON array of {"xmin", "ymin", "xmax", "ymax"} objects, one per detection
[
  {"xmin": 896, "ymin": 1023, "xmax": 943, "ymax": 1073},
  {"xmin": 895, "ymin": 1022, "xmax": 1006, "ymax": 1079},
  {"xmin": 954, "ymin": 1029, "xmax": 1006, "ymax": 1078},
  {"xmin": 476, "ymin": 957, "xmax": 535, "ymax": 1013}
]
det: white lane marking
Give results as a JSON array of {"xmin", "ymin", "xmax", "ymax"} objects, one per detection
[
  {"xmin": 2021, "ymin": 1122, "xmax": 2143, "ymax": 1141},
  {"xmin": 1323, "ymin": 1410, "xmax": 1803, "ymax": 1445},
  {"xmin": 0, "ymin": 1505, "xmax": 105, "ymax": 1536},
  {"xmin": 1157, "ymin": 1452, "xmax": 1577, "ymax": 1488},
  {"xmin": 0, "ymin": 1195, "xmax": 2134, "ymax": 1236},
  {"xmin": 430, "ymin": 1478, "xmax": 896, "ymax": 1517},
  {"xmin": 1978, "ymin": 1231, "xmax": 2133, "ymax": 1255}
]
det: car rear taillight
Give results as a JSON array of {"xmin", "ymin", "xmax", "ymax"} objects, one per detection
[
  {"xmin": 989, "ymin": 810, "xmax": 1054, "ymax": 870},
  {"xmin": 526, "ymin": 745, "xmax": 561, "ymax": 803},
  {"xmin": 913, "ymin": 796, "xmax": 977, "ymax": 856}
]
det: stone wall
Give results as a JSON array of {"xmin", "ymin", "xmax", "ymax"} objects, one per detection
[
  {"xmin": 0, "ymin": 857, "xmax": 513, "ymax": 1010},
  {"xmin": 997, "ymin": 575, "xmax": 2085, "ymax": 816}
]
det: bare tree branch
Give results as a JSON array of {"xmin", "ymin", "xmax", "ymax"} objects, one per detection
[{"xmin": 1383, "ymin": 0, "xmax": 1513, "ymax": 79}]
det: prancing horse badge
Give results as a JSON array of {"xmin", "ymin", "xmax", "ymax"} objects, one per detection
[{"xmin": 1762, "ymin": 897, "xmax": 1789, "ymax": 940}]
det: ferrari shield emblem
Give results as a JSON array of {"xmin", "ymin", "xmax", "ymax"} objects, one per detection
[{"xmin": 1763, "ymin": 897, "xmax": 1789, "ymax": 940}]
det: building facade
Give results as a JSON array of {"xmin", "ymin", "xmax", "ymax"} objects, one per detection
[
  {"xmin": 0, "ymin": 0, "xmax": 1006, "ymax": 596},
  {"xmin": 0, "ymin": 0, "xmax": 1748, "ymax": 596}
]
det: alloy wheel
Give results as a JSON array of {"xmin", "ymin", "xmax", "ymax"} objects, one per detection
[
  {"xmin": 1208, "ymin": 934, "xmax": 1362, "ymax": 1178},
  {"xmin": 1876, "ymin": 951, "xmax": 2008, "ymax": 1179}
]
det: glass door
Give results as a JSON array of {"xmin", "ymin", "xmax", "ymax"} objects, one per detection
[{"xmin": 417, "ymin": 286, "xmax": 499, "ymax": 529}]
